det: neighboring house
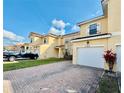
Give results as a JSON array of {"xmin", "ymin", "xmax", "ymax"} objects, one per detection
[
  {"xmin": 16, "ymin": 43, "xmax": 30, "ymax": 54},
  {"xmin": 29, "ymin": 32, "xmax": 59, "ymax": 59},
  {"xmin": 28, "ymin": 32, "xmax": 80, "ymax": 59},
  {"xmin": 71, "ymin": 0, "xmax": 121, "ymax": 72},
  {"xmin": 3, "ymin": 45, "xmax": 17, "ymax": 52},
  {"xmin": 3, "ymin": 43, "xmax": 31, "ymax": 54}
]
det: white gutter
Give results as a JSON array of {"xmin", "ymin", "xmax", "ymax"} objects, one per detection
[{"xmin": 71, "ymin": 34, "xmax": 112, "ymax": 43}]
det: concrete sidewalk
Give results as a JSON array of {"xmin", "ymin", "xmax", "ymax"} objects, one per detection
[{"xmin": 3, "ymin": 80, "xmax": 13, "ymax": 93}]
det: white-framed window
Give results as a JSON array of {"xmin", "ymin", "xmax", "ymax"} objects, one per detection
[
  {"xmin": 64, "ymin": 39, "xmax": 70, "ymax": 44},
  {"xmin": 89, "ymin": 24, "xmax": 97, "ymax": 35},
  {"xmin": 88, "ymin": 23, "xmax": 101, "ymax": 35}
]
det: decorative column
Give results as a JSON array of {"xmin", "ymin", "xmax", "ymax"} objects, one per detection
[{"xmin": 58, "ymin": 48, "xmax": 62, "ymax": 58}]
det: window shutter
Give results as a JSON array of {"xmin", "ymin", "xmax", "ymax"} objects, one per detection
[
  {"xmin": 97, "ymin": 23, "xmax": 101, "ymax": 34},
  {"xmin": 86, "ymin": 26, "xmax": 89, "ymax": 35}
]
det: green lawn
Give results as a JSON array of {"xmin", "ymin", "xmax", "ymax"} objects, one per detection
[
  {"xmin": 3, "ymin": 58, "xmax": 65, "ymax": 72},
  {"xmin": 96, "ymin": 73, "xmax": 120, "ymax": 93}
]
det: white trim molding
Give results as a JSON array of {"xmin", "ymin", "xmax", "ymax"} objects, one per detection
[
  {"xmin": 115, "ymin": 44, "xmax": 121, "ymax": 46},
  {"xmin": 71, "ymin": 34, "xmax": 111, "ymax": 43},
  {"xmin": 76, "ymin": 44, "xmax": 104, "ymax": 48},
  {"xmin": 111, "ymin": 32, "xmax": 121, "ymax": 36}
]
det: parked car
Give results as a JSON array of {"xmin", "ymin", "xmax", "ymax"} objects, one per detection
[
  {"xmin": 20, "ymin": 53, "xmax": 39, "ymax": 59},
  {"xmin": 3, "ymin": 51, "xmax": 39, "ymax": 61}
]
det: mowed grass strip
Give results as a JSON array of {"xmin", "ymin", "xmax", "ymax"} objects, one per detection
[{"xmin": 3, "ymin": 58, "xmax": 65, "ymax": 72}]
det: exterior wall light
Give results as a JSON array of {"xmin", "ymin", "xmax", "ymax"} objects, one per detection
[{"xmin": 87, "ymin": 41, "xmax": 90, "ymax": 47}]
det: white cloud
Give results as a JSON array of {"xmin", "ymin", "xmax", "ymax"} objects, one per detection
[
  {"xmin": 3, "ymin": 29, "xmax": 25, "ymax": 43},
  {"xmin": 71, "ymin": 25, "xmax": 80, "ymax": 32},
  {"xmin": 66, "ymin": 22, "xmax": 71, "ymax": 26},
  {"xmin": 52, "ymin": 19, "xmax": 70, "ymax": 29},
  {"xmin": 49, "ymin": 19, "xmax": 69, "ymax": 35},
  {"xmin": 49, "ymin": 27, "xmax": 65, "ymax": 35}
]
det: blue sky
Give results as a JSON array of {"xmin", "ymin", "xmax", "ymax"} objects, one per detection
[{"xmin": 3, "ymin": 0, "xmax": 103, "ymax": 45}]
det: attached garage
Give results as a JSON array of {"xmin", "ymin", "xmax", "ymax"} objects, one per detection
[
  {"xmin": 116, "ymin": 45, "xmax": 121, "ymax": 72},
  {"xmin": 77, "ymin": 47, "xmax": 104, "ymax": 68}
]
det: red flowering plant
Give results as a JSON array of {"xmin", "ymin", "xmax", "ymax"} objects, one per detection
[{"xmin": 103, "ymin": 49, "xmax": 116, "ymax": 72}]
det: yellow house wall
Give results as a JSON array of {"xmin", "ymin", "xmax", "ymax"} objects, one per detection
[
  {"xmin": 108, "ymin": 0, "xmax": 121, "ymax": 33},
  {"xmin": 108, "ymin": 36, "xmax": 121, "ymax": 51},
  {"xmin": 62, "ymin": 33, "xmax": 80, "ymax": 44},
  {"xmin": 107, "ymin": 0, "xmax": 121, "ymax": 71},
  {"xmin": 58, "ymin": 37, "xmax": 63, "ymax": 46},
  {"xmin": 62, "ymin": 33, "xmax": 80, "ymax": 55},
  {"xmin": 39, "ymin": 36, "xmax": 58, "ymax": 59},
  {"xmin": 31, "ymin": 36, "xmax": 43, "ymax": 43},
  {"xmin": 107, "ymin": 0, "xmax": 121, "ymax": 64},
  {"xmin": 72, "ymin": 0, "xmax": 121, "ymax": 72},
  {"xmin": 80, "ymin": 17, "xmax": 108, "ymax": 37}
]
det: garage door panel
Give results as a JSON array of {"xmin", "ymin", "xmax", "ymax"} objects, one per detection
[{"xmin": 77, "ymin": 47, "xmax": 104, "ymax": 68}]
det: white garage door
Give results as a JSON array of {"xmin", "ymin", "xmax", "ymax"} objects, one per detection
[
  {"xmin": 77, "ymin": 47, "xmax": 104, "ymax": 68},
  {"xmin": 116, "ymin": 45, "xmax": 121, "ymax": 72}
]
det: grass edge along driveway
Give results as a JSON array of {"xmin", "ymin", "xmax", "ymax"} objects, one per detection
[
  {"xmin": 96, "ymin": 73, "xmax": 120, "ymax": 93},
  {"xmin": 3, "ymin": 58, "xmax": 65, "ymax": 72}
]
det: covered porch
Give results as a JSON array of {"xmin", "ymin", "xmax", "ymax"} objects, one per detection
[{"xmin": 55, "ymin": 45, "xmax": 65, "ymax": 58}]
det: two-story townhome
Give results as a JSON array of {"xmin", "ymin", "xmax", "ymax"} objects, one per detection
[
  {"xmin": 29, "ymin": 32, "xmax": 80, "ymax": 59},
  {"xmin": 28, "ymin": 0, "xmax": 120, "ymax": 72},
  {"xmin": 71, "ymin": 0, "xmax": 121, "ymax": 72},
  {"xmin": 29, "ymin": 32, "xmax": 58, "ymax": 59}
]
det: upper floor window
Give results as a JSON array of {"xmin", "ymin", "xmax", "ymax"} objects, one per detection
[
  {"xmin": 43, "ymin": 38, "xmax": 48, "ymax": 44},
  {"xmin": 89, "ymin": 24, "xmax": 97, "ymax": 35},
  {"xmin": 64, "ymin": 39, "xmax": 70, "ymax": 44}
]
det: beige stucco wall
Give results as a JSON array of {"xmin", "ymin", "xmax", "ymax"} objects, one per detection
[
  {"xmin": 108, "ymin": 0, "xmax": 121, "ymax": 33},
  {"xmin": 72, "ymin": 17, "xmax": 110, "ymax": 69},
  {"xmin": 39, "ymin": 36, "xmax": 58, "ymax": 59},
  {"xmin": 80, "ymin": 17, "xmax": 108, "ymax": 37},
  {"xmin": 63, "ymin": 33, "xmax": 80, "ymax": 44},
  {"xmin": 58, "ymin": 37, "xmax": 63, "ymax": 46},
  {"xmin": 62, "ymin": 33, "xmax": 80, "ymax": 55},
  {"xmin": 31, "ymin": 36, "xmax": 43, "ymax": 43},
  {"xmin": 72, "ymin": 0, "xmax": 121, "ymax": 72},
  {"xmin": 107, "ymin": 0, "xmax": 121, "ymax": 51},
  {"xmin": 107, "ymin": 0, "xmax": 121, "ymax": 71},
  {"xmin": 108, "ymin": 36, "xmax": 121, "ymax": 51}
]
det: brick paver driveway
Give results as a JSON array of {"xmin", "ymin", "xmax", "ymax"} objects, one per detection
[{"xmin": 4, "ymin": 61, "xmax": 103, "ymax": 93}]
